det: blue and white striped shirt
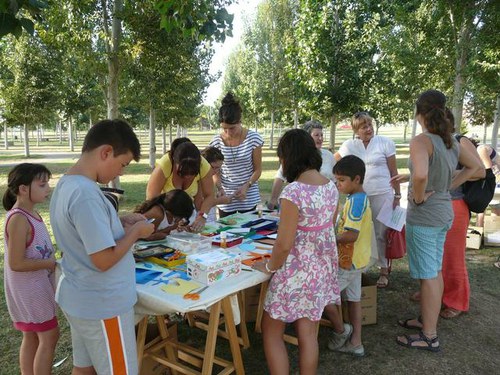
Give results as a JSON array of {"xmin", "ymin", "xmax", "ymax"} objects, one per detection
[{"xmin": 210, "ymin": 130, "xmax": 264, "ymax": 212}]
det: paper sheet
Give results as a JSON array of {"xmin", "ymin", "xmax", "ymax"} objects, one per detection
[
  {"xmin": 161, "ymin": 279, "xmax": 202, "ymax": 295},
  {"xmin": 376, "ymin": 199, "xmax": 406, "ymax": 231}
]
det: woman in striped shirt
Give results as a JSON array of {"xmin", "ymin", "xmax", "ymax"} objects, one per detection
[{"xmin": 210, "ymin": 92, "xmax": 264, "ymax": 217}]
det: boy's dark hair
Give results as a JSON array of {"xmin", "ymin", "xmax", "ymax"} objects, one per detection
[
  {"xmin": 134, "ymin": 189, "xmax": 194, "ymax": 220},
  {"xmin": 202, "ymin": 146, "xmax": 224, "ymax": 163},
  {"xmin": 333, "ymin": 155, "xmax": 366, "ymax": 184},
  {"xmin": 82, "ymin": 119, "xmax": 141, "ymax": 161},
  {"xmin": 173, "ymin": 142, "xmax": 201, "ymax": 177},
  {"xmin": 277, "ymin": 129, "xmax": 321, "ymax": 183},
  {"xmin": 3, "ymin": 163, "xmax": 52, "ymax": 210},
  {"xmin": 218, "ymin": 92, "xmax": 242, "ymax": 124}
]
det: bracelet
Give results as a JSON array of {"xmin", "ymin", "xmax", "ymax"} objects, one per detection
[
  {"xmin": 197, "ymin": 212, "xmax": 208, "ymax": 219},
  {"xmin": 394, "ymin": 194, "xmax": 401, "ymax": 199},
  {"xmin": 265, "ymin": 262, "xmax": 276, "ymax": 274},
  {"xmin": 247, "ymin": 180, "xmax": 253, "ymax": 187},
  {"xmin": 412, "ymin": 198, "xmax": 424, "ymax": 206}
]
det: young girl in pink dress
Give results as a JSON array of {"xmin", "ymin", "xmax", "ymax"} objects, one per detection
[
  {"xmin": 253, "ymin": 129, "xmax": 340, "ymax": 375},
  {"xmin": 3, "ymin": 163, "xmax": 59, "ymax": 374}
]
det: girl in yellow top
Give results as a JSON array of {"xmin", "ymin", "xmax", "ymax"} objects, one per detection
[{"xmin": 146, "ymin": 139, "xmax": 215, "ymax": 232}]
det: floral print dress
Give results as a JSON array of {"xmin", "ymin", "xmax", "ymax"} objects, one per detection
[{"xmin": 264, "ymin": 180, "xmax": 340, "ymax": 322}]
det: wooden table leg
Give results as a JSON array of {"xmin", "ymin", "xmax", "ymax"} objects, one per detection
[
  {"xmin": 237, "ymin": 291, "xmax": 250, "ymax": 349},
  {"xmin": 222, "ymin": 296, "xmax": 245, "ymax": 375},
  {"xmin": 155, "ymin": 315, "xmax": 179, "ymax": 375},
  {"xmin": 255, "ymin": 281, "xmax": 268, "ymax": 333},
  {"xmin": 201, "ymin": 300, "xmax": 222, "ymax": 375},
  {"xmin": 136, "ymin": 316, "xmax": 149, "ymax": 374}
]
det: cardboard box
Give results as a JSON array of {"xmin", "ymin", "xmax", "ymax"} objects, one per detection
[
  {"xmin": 466, "ymin": 226, "xmax": 483, "ymax": 249},
  {"xmin": 484, "ymin": 216, "xmax": 500, "ymax": 247},
  {"xmin": 137, "ymin": 322, "xmax": 177, "ymax": 375},
  {"xmin": 187, "ymin": 250, "xmax": 241, "ymax": 285},
  {"xmin": 342, "ymin": 274, "xmax": 377, "ymax": 326}
]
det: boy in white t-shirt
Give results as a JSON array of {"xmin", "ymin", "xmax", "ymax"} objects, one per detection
[{"xmin": 50, "ymin": 119, "xmax": 154, "ymax": 374}]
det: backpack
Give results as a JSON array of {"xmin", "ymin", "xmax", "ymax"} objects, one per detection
[
  {"xmin": 454, "ymin": 134, "xmax": 496, "ymax": 213},
  {"xmin": 462, "ymin": 168, "xmax": 496, "ymax": 213}
]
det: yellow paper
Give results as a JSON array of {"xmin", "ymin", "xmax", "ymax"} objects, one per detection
[{"xmin": 160, "ymin": 279, "xmax": 202, "ymax": 295}]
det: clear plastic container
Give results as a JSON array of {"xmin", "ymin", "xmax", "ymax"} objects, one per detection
[{"xmin": 164, "ymin": 232, "xmax": 212, "ymax": 254}]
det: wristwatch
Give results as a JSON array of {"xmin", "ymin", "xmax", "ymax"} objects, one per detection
[{"xmin": 197, "ymin": 212, "xmax": 208, "ymax": 219}]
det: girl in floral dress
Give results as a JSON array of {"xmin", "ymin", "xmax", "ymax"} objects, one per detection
[{"xmin": 253, "ymin": 129, "xmax": 340, "ymax": 375}]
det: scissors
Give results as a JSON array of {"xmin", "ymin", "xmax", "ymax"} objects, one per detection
[{"xmin": 183, "ymin": 286, "xmax": 209, "ymax": 300}]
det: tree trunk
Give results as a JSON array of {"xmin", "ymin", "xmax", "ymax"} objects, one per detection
[
  {"xmin": 254, "ymin": 117, "xmax": 258, "ymax": 133},
  {"xmin": 68, "ymin": 117, "xmax": 74, "ymax": 152},
  {"xmin": 482, "ymin": 123, "xmax": 487, "ymax": 145},
  {"xmin": 23, "ymin": 123, "xmax": 30, "ymax": 157},
  {"xmin": 411, "ymin": 107, "xmax": 418, "ymax": 138},
  {"xmin": 269, "ymin": 111, "xmax": 275, "ymax": 149},
  {"xmin": 4, "ymin": 123, "xmax": 9, "ymax": 149},
  {"xmin": 330, "ymin": 114, "xmax": 337, "ymax": 152},
  {"xmin": 36, "ymin": 125, "xmax": 40, "ymax": 147},
  {"xmin": 149, "ymin": 105, "xmax": 156, "ymax": 169},
  {"xmin": 294, "ymin": 108, "xmax": 298, "ymax": 129},
  {"xmin": 491, "ymin": 95, "xmax": 500, "ymax": 150},
  {"xmin": 162, "ymin": 126, "xmax": 167, "ymax": 155},
  {"xmin": 58, "ymin": 120, "xmax": 63, "ymax": 144},
  {"xmin": 104, "ymin": 0, "xmax": 123, "ymax": 119},
  {"xmin": 169, "ymin": 119, "xmax": 173, "ymax": 148},
  {"xmin": 451, "ymin": 10, "xmax": 474, "ymax": 130}
]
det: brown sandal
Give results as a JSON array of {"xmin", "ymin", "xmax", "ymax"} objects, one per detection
[{"xmin": 440, "ymin": 308, "xmax": 462, "ymax": 319}]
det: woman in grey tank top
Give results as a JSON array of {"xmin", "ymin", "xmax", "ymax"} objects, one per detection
[{"xmin": 392, "ymin": 90, "xmax": 481, "ymax": 352}]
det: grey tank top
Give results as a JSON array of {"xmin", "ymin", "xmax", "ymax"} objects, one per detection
[{"xmin": 407, "ymin": 133, "xmax": 459, "ymax": 227}]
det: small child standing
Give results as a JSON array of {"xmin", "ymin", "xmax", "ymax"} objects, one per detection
[
  {"xmin": 134, "ymin": 189, "xmax": 194, "ymax": 241},
  {"xmin": 3, "ymin": 163, "xmax": 59, "ymax": 374},
  {"xmin": 201, "ymin": 146, "xmax": 233, "ymax": 222},
  {"xmin": 50, "ymin": 119, "xmax": 154, "ymax": 374},
  {"xmin": 253, "ymin": 129, "xmax": 339, "ymax": 375},
  {"xmin": 324, "ymin": 155, "xmax": 373, "ymax": 357}
]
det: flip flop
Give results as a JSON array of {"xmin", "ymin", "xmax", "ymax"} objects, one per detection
[
  {"xmin": 440, "ymin": 308, "xmax": 463, "ymax": 319},
  {"xmin": 495, "ymin": 262, "xmax": 500, "ymax": 270}
]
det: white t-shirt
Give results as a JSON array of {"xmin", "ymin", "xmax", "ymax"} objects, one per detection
[
  {"xmin": 275, "ymin": 148, "xmax": 336, "ymax": 181},
  {"xmin": 50, "ymin": 175, "xmax": 137, "ymax": 320},
  {"xmin": 338, "ymin": 135, "xmax": 396, "ymax": 196}
]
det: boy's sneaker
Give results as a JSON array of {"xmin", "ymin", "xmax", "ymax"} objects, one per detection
[
  {"xmin": 327, "ymin": 323, "xmax": 353, "ymax": 351},
  {"xmin": 336, "ymin": 341, "xmax": 365, "ymax": 357}
]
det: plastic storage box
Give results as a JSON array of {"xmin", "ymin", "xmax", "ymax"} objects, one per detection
[
  {"xmin": 165, "ymin": 232, "xmax": 212, "ymax": 254},
  {"xmin": 187, "ymin": 250, "xmax": 241, "ymax": 285}
]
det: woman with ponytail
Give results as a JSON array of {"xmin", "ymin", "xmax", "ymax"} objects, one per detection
[{"xmin": 391, "ymin": 90, "xmax": 481, "ymax": 352}]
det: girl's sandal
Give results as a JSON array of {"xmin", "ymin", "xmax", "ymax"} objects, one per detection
[
  {"xmin": 376, "ymin": 274, "xmax": 389, "ymax": 288},
  {"xmin": 396, "ymin": 331, "xmax": 440, "ymax": 352}
]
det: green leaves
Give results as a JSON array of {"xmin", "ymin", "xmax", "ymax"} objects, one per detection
[{"xmin": 0, "ymin": 0, "xmax": 47, "ymax": 38}]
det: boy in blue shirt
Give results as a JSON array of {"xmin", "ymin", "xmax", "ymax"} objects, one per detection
[
  {"xmin": 324, "ymin": 155, "xmax": 373, "ymax": 357},
  {"xmin": 50, "ymin": 119, "xmax": 154, "ymax": 374}
]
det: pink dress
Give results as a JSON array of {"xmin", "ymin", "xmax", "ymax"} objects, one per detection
[
  {"xmin": 264, "ymin": 180, "xmax": 340, "ymax": 322},
  {"xmin": 3, "ymin": 208, "xmax": 57, "ymax": 330}
]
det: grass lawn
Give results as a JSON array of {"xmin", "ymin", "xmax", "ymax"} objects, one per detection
[{"xmin": 1, "ymin": 126, "xmax": 500, "ymax": 374}]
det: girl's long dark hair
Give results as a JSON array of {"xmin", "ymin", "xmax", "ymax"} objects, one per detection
[
  {"xmin": 134, "ymin": 189, "xmax": 194, "ymax": 220},
  {"xmin": 2, "ymin": 163, "xmax": 52, "ymax": 210},
  {"xmin": 416, "ymin": 90, "xmax": 453, "ymax": 149}
]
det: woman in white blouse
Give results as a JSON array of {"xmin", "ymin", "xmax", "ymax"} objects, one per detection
[
  {"xmin": 267, "ymin": 120, "xmax": 336, "ymax": 209},
  {"xmin": 335, "ymin": 112, "xmax": 400, "ymax": 288}
]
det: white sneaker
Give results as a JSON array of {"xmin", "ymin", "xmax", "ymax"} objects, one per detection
[
  {"xmin": 327, "ymin": 323, "xmax": 353, "ymax": 351},
  {"xmin": 336, "ymin": 341, "xmax": 365, "ymax": 357}
]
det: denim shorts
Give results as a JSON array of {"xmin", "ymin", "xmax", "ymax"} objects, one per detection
[{"xmin": 406, "ymin": 223, "xmax": 449, "ymax": 279}]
